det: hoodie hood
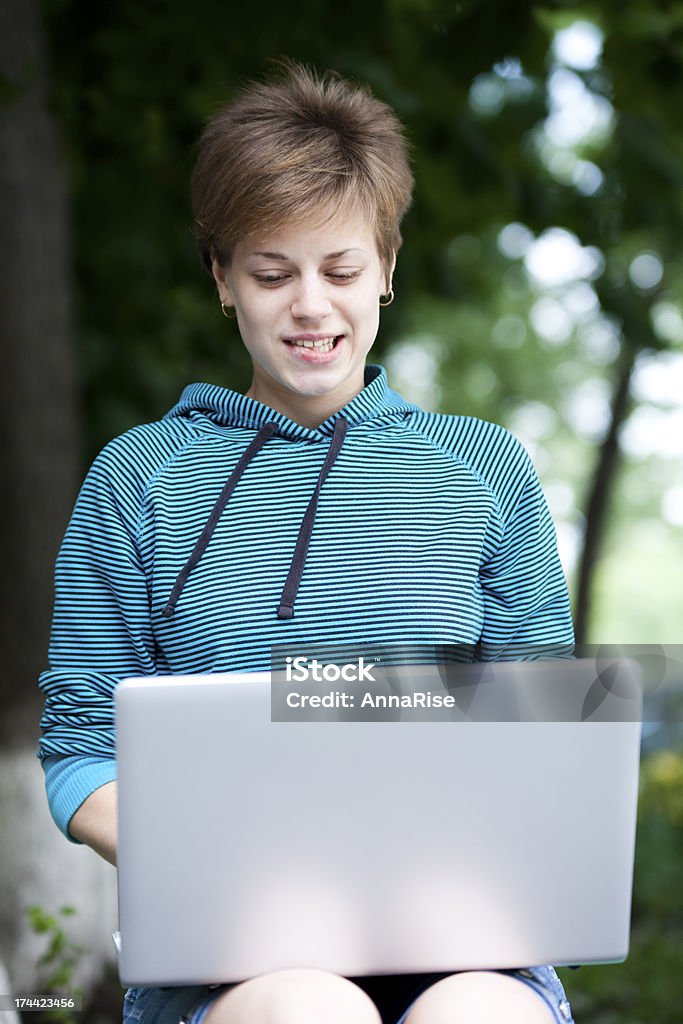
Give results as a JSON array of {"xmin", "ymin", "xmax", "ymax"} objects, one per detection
[{"xmin": 164, "ymin": 364, "xmax": 419, "ymax": 440}]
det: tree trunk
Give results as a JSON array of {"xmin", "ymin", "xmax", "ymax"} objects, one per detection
[
  {"xmin": 0, "ymin": 0, "xmax": 81, "ymax": 746},
  {"xmin": 0, "ymin": 1, "xmax": 116, "ymax": 1011},
  {"xmin": 574, "ymin": 347, "xmax": 636, "ymax": 645}
]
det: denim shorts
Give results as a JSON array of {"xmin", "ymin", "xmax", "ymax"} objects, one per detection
[{"xmin": 122, "ymin": 965, "xmax": 574, "ymax": 1024}]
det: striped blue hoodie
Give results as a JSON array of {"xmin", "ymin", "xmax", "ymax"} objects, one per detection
[{"xmin": 38, "ymin": 365, "xmax": 574, "ymax": 840}]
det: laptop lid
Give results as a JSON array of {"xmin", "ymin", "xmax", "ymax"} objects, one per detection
[{"xmin": 115, "ymin": 659, "xmax": 642, "ymax": 986}]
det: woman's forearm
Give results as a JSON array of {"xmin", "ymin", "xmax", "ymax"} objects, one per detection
[{"xmin": 69, "ymin": 781, "xmax": 118, "ymax": 866}]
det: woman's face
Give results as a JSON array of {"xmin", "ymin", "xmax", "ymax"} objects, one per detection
[{"xmin": 212, "ymin": 209, "xmax": 392, "ymax": 426}]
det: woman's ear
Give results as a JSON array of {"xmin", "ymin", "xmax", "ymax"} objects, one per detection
[
  {"xmin": 211, "ymin": 257, "xmax": 234, "ymax": 306},
  {"xmin": 385, "ymin": 251, "xmax": 397, "ymax": 293}
]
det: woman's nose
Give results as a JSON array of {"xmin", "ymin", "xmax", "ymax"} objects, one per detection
[{"xmin": 290, "ymin": 278, "xmax": 332, "ymax": 320}]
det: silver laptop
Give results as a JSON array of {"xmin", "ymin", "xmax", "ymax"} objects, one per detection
[{"xmin": 115, "ymin": 659, "xmax": 642, "ymax": 987}]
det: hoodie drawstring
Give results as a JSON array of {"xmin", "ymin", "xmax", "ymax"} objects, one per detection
[
  {"xmin": 162, "ymin": 416, "xmax": 348, "ymax": 621},
  {"xmin": 276, "ymin": 416, "xmax": 347, "ymax": 620},
  {"xmin": 162, "ymin": 421, "xmax": 278, "ymax": 618}
]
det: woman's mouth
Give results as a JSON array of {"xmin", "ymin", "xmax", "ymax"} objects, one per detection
[{"xmin": 283, "ymin": 335, "xmax": 344, "ymax": 359}]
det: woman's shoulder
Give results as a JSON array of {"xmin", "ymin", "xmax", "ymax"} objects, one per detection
[
  {"xmin": 403, "ymin": 408, "xmax": 535, "ymax": 492},
  {"xmin": 80, "ymin": 412, "xmax": 205, "ymax": 500}
]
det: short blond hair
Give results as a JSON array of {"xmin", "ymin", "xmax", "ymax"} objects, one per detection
[{"xmin": 191, "ymin": 61, "xmax": 413, "ymax": 280}]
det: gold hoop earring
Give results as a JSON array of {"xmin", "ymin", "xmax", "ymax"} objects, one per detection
[
  {"xmin": 221, "ymin": 302, "xmax": 236, "ymax": 319},
  {"xmin": 379, "ymin": 289, "xmax": 394, "ymax": 307}
]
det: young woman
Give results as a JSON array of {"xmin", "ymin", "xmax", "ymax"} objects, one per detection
[{"xmin": 39, "ymin": 63, "xmax": 575, "ymax": 1024}]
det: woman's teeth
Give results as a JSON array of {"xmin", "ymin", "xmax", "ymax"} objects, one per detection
[{"xmin": 288, "ymin": 336, "xmax": 338, "ymax": 352}]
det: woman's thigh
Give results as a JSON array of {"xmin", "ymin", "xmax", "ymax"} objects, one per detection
[
  {"xmin": 122, "ymin": 971, "xmax": 379, "ymax": 1024},
  {"xmin": 394, "ymin": 967, "xmax": 574, "ymax": 1024}
]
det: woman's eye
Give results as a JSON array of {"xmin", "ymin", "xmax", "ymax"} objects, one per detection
[
  {"xmin": 327, "ymin": 270, "xmax": 362, "ymax": 282},
  {"xmin": 252, "ymin": 269, "xmax": 362, "ymax": 285},
  {"xmin": 254, "ymin": 273, "xmax": 289, "ymax": 285}
]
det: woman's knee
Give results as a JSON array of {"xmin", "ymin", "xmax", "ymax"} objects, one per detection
[
  {"xmin": 403, "ymin": 971, "xmax": 557, "ymax": 1024},
  {"xmin": 203, "ymin": 968, "xmax": 381, "ymax": 1024}
]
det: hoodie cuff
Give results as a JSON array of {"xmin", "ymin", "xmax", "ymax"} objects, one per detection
[{"xmin": 41, "ymin": 754, "xmax": 117, "ymax": 843}]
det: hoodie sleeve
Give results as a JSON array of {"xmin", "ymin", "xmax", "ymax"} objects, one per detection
[
  {"xmin": 38, "ymin": 442, "xmax": 157, "ymax": 841},
  {"xmin": 478, "ymin": 446, "xmax": 574, "ymax": 660}
]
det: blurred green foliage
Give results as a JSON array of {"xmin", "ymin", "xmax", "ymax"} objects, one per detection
[
  {"xmin": 25, "ymin": 905, "xmax": 83, "ymax": 1024},
  {"xmin": 41, "ymin": 0, "xmax": 682, "ymax": 444},
  {"xmin": 558, "ymin": 748, "xmax": 683, "ymax": 1023}
]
